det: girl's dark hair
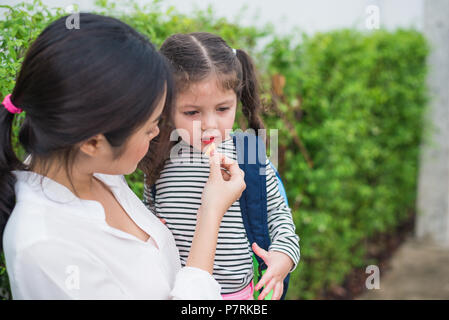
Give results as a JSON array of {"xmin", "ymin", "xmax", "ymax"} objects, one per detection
[
  {"xmin": 0, "ymin": 13, "xmax": 174, "ymax": 250},
  {"xmin": 141, "ymin": 32, "xmax": 264, "ymax": 187}
]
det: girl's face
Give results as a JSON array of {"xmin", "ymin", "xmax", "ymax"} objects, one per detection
[{"xmin": 173, "ymin": 76, "xmax": 237, "ymax": 151}]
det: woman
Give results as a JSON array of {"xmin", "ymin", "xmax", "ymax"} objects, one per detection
[{"xmin": 0, "ymin": 13, "xmax": 245, "ymax": 299}]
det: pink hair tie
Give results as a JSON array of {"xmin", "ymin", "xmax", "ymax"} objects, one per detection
[{"xmin": 2, "ymin": 94, "xmax": 23, "ymax": 114}]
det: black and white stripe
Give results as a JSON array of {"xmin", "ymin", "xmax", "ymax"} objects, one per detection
[{"xmin": 144, "ymin": 138, "xmax": 300, "ymax": 294}]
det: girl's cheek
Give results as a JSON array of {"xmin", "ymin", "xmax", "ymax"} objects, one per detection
[{"xmin": 174, "ymin": 115, "xmax": 195, "ymax": 145}]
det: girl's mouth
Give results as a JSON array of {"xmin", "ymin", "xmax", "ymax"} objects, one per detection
[{"xmin": 202, "ymin": 136, "xmax": 215, "ymax": 145}]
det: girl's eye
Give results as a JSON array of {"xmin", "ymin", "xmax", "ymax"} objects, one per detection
[
  {"xmin": 218, "ymin": 107, "xmax": 230, "ymax": 112},
  {"xmin": 183, "ymin": 111, "xmax": 199, "ymax": 116}
]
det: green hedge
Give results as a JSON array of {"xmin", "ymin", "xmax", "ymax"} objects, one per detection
[
  {"xmin": 263, "ymin": 28, "xmax": 428, "ymax": 298},
  {"xmin": 0, "ymin": 0, "xmax": 428, "ymax": 300}
]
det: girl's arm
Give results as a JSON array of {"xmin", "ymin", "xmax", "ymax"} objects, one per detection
[
  {"xmin": 249, "ymin": 160, "xmax": 300, "ymax": 300},
  {"xmin": 265, "ymin": 159, "xmax": 300, "ymax": 270}
]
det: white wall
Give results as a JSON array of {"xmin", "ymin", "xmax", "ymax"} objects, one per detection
[
  {"xmin": 2, "ymin": 0, "xmax": 424, "ymax": 35},
  {"xmin": 162, "ymin": 0, "xmax": 423, "ymax": 34},
  {"xmin": 416, "ymin": 0, "xmax": 449, "ymax": 247}
]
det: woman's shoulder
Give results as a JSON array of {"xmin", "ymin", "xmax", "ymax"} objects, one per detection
[
  {"xmin": 3, "ymin": 201, "xmax": 60, "ymax": 269},
  {"xmin": 6, "ymin": 171, "xmax": 115, "ymax": 255},
  {"xmin": 7, "ymin": 174, "xmax": 61, "ymax": 246},
  {"xmin": 3, "ymin": 198, "xmax": 103, "ymax": 275}
]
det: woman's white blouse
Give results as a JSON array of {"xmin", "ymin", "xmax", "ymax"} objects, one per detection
[{"xmin": 3, "ymin": 170, "xmax": 221, "ymax": 300}]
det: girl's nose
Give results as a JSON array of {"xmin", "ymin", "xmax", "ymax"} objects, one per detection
[{"xmin": 201, "ymin": 113, "xmax": 218, "ymax": 130}]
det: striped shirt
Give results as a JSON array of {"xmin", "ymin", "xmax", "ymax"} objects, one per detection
[{"xmin": 143, "ymin": 138, "xmax": 300, "ymax": 294}]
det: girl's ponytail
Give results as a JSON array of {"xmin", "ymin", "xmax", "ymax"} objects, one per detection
[
  {"xmin": 0, "ymin": 98, "xmax": 25, "ymax": 250},
  {"xmin": 235, "ymin": 49, "xmax": 265, "ymax": 132}
]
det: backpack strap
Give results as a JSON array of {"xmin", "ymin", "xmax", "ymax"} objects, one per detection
[
  {"xmin": 232, "ymin": 132, "xmax": 271, "ymax": 264},
  {"xmin": 233, "ymin": 132, "xmax": 291, "ymax": 300}
]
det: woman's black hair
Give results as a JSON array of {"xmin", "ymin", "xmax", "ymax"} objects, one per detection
[{"xmin": 0, "ymin": 13, "xmax": 174, "ymax": 250}]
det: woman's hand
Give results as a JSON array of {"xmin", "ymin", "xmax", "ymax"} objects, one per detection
[
  {"xmin": 200, "ymin": 151, "xmax": 246, "ymax": 219},
  {"xmin": 186, "ymin": 151, "xmax": 246, "ymax": 274}
]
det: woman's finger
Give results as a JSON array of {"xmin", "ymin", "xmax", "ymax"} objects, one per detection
[
  {"xmin": 220, "ymin": 167, "xmax": 231, "ymax": 181},
  {"xmin": 213, "ymin": 154, "xmax": 235, "ymax": 181},
  {"xmin": 214, "ymin": 154, "xmax": 245, "ymax": 184},
  {"xmin": 218, "ymin": 154, "xmax": 238, "ymax": 170},
  {"xmin": 228, "ymin": 166, "xmax": 245, "ymax": 185},
  {"xmin": 217, "ymin": 153, "xmax": 235, "ymax": 166},
  {"xmin": 208, "ymin": 151, "xmax": 223, "ymax": 181}
]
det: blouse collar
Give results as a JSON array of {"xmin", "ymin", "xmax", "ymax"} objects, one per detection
[{"xmin": 12, "ymin": 170, "xmax": 122, "ymax": 220}]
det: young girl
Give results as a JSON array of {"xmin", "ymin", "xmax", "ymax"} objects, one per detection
[
  {"xmin": 0, "ymin": 15, "xmax": 245, "ymax": 299},
  {"xmin": 143, "ymin": 32, "xmax": 300, "ymax": 300}
]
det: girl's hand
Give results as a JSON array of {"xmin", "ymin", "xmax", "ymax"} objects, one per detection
[{"xmin": 252, "ymin": 242, "xmax": 294, "ymax": 300}]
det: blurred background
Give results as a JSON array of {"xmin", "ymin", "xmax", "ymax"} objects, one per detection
[
  {"xmin": 1, "ymin": 0, "xmax": 448, "ymax": 300},
  {"xmin": 0, "ymin": 0, "xmax": 426, "ymax": 34}
]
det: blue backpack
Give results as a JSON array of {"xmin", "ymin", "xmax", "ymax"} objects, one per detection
[{"xmin": 232, "ymin": 131, "xmax": 290, "ymax": 300}]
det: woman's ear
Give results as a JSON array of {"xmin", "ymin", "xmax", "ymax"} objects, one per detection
[{"xmin": 79, "ymin": 134, "xmax": 107, "ymax": 157}]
